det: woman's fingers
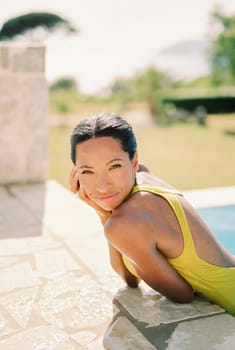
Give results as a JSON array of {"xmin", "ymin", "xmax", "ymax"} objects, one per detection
[{"xmin": 69, "ymin": 166, "xmax": 80, "ymax": 194}]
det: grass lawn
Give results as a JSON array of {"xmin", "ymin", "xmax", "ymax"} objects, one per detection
[{"xmin": 49, "ymin": 121, "xmax": 235, "ymax": 191}]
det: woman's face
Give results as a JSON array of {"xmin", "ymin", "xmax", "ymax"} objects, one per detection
[{"xmin": 75, "ymin": 136, "xmax": 138, "ymax": 211}]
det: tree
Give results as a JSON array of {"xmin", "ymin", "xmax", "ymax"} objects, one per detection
[
  {"xmin": 110, "ymin": 78, "xmax": 134, "ymax": 109},
  {"xmin": 0, "ymin": 12, "xmax": 78, "ymax": 42},
  {"xmin": 132, "ymin": 67, "xmax": 171, "ymax": 122},
  {"xmin": 50, "ymin": 77, "xmax": 78, "ymax": 91},
  {"xmin": 210, "ymin": 8, "xmax": 235, "ymax": 85},
  {"xmin": 110, "ymin": 67, "xmax": 171, "ymax": 123}
]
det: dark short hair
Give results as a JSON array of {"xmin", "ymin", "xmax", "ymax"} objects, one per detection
[{"xmin": 71, "ymin": 113, "xmax": 137, "ymax": 164}]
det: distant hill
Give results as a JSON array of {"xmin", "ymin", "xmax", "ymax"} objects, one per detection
[
  {"xmin": 159, "ymin": 39, "xmax": 211, "ymax": 56},
  {"xmin": 153, "ymin": 39, "xmax": 211, "ymax": 80}
]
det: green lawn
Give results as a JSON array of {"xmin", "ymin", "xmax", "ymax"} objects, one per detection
[{"xmin": 49, "ymin": 123, "xmax": 235, "ymax": 191}]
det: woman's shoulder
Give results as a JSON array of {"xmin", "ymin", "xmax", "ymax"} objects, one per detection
[
  {"xmin": 136, "ymin": 171, "xmax": 175, "ymax": 190},
  {"xmin": 104, "ymin": 200, "xmax": 144, "ymax": 239}
]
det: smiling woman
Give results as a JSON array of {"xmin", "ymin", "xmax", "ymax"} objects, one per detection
[
  {"xmin": 69, "ymin": 112, "xmax": 235, "ymax": 316},
  {"xmin": 74, "ymin": 137, "xmax": 137, "ymax": 211}
]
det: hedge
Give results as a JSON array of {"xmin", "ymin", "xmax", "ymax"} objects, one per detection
[{"xmin": 162, "ymin": 95, "xmax": 235, "ymax": 114}]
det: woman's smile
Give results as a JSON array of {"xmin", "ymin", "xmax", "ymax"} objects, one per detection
[{"xmin": 95, "ymin": 192, "xmax": 119, "ymax": 201}]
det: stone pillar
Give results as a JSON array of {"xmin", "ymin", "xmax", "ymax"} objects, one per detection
[{"xmin": 0, "ymin": 43, "xmax": 48, "ymax": 184}]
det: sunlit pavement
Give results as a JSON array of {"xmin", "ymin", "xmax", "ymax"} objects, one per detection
[{"xmin": 0, "ymin": 180, "xmax": 235, "ymax": 350}]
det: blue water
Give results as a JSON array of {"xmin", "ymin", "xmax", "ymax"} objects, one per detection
[{"xmin": 197, "ymin": 205, "xmax": 235, "ymax": 254}]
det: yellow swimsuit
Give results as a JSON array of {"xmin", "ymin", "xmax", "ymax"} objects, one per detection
[{"xmin": 122, "ymin": 184, "xmax": 235, "ymax": 316}]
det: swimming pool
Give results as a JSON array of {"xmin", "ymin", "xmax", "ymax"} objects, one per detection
[{"xmin": 197, "ymin": 205, "xmax": 235, "ymax": 254}]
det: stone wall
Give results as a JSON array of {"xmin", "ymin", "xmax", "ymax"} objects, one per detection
[{"xmin": 0, "ymin": 43, "xmax": 48, "ymax": 184}]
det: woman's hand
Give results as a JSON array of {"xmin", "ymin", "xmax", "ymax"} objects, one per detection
[
  {"xmin": 69, "ymin": 166, "xmax": 111, "ymax": 224},
  {"xmin": 69, "ymin": 166, "xmax": 80, "ymax": 194},
  {"xmin": 79, "ymin": 186, "xmax": 112, "ymax": 224}
]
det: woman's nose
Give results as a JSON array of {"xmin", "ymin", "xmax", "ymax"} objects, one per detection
[{"xmin": 95, "ymin": 174, "xmax": 111, "ymax": 193}]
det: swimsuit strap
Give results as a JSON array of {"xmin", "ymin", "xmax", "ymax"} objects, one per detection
[{"xmin": 131, "ymin": 184, "xmax": 183, "ymax": 197}]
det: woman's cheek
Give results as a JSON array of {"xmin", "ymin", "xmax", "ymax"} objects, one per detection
[{"xmin": 79, "ymin": 177, "xmax": 93, "ymax": 192}]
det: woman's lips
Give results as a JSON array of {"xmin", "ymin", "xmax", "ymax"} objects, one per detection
[{"xmin": 95, "ymin": 193, "xmax": 118, "ymax": 201}]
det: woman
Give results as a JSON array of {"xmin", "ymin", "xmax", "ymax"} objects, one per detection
[{"xmin": 69, "ymin": 112, "xmax": 235, "ymax": 316}]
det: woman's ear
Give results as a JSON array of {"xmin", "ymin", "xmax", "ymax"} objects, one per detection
[{"xmin": 132, "ymin": 151, "xmax": 139, "ymax": 173}]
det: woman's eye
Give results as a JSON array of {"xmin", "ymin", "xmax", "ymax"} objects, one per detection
[
  {"xmin": 81, "ymin": 170, "xmax": 93, "ymax": 174},
  {"xmin": 110, "ymin": 163, "xmax": 122, "ymax": 170}
]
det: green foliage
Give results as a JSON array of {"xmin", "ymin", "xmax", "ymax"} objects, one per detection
[
  {"xmin": 163, "ymin": 95, "xmax": 235, "ymax": 114},
  {"xmin": 50, "ymin": 77, "xmax": 78, "ymax": 91},
  {"xmin": 50, "ymin": 89, "xmax": 79, "ymax": 115},
  {"xmin": 0, "ymin": 12, "xmax": 77, "ymax": 41},
  {"xmin": 49, "ymin": 87, "xmax": 116, "ymax": 117},
  {"xmin": 185, "ymin": 75, "xmax": 212, "ymax": 88},
  {"xmin": 109, "ymin": 78, "xmax": 133, "ymax": 109},
  {"xmin": 210, "ymin": 9, "xmax": 235, "ymax": 85},
  {"xmin": 162, "ymin": 87, "xmax": 235, "ymax": 124},
  {"xmin": 110, "ymin": 67, "xmax": 172, "ymax": 123},
  {"xmin": 132, "ymin": 67, "xmax": 171, "ymax": 123}
]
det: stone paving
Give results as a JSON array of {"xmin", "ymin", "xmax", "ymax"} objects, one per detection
[{"xmin": 0, "ymin": 180, "xmax": 235, "ymax": 350}]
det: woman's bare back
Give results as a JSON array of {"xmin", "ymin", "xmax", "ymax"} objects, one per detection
[{"xmin": 121, "ymin": 171, "xmax": 235, "ymax": 268}]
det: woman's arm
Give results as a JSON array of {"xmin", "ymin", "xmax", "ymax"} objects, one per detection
[
  {"xmin": 105, "ymin": 216, "xmax": 195, "ymax": 303},
  {"xmin": 108, "ymin": 242, "xmax": 140, "ymax": 288}
]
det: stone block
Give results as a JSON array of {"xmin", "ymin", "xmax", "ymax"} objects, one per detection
[
  {"xmin": 0, "ymin": 153, "xmax": 22, "ymax": 183},
  {"xmin": 0, "ymin": 326, "xmax": 76, "ymax": 350},
  {"xmin": 104, "ymin": 317, "xmax": 157, "ymax": 350},
  {"xmin": 20, "ymin": 75, "xmax": 49, "ymax": 127},
  {"xmin": 0, "ymin": 45, "xmax": 9, "ymax": 70},
  {"xmin": 166, "ymin": 313, "xmax": 235, "ymax": 350},
  {"xmin": 11, "ymin": 45, "xmax": 45, "ymax": 73},
  {"xmin": 26, "ymin": 133, "xmax": 48, "ymax": 181},
  {"xmin": 0, "ymin": 43, "xmax": 48, "ymax": 184},
  {"xmin": 115, "ymin": 287, "xmax": 224, "ymax": 327}
]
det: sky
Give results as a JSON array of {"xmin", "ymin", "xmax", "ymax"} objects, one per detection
[{"xmin": 1, "ymin": 0, "xmax": 235, "ymax": 94}]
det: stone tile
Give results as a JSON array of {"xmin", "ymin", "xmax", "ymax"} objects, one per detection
[
  {"xmin": 0, "ymin": 187, "xmax": 45, "ymax": 238},
  {"xmin": 0, "ymin": 234, "xmax": 60, "ymax": 255},
  {"xmin": 0, "ymin": 311, "xmax": 15, "ymax": 338},
  {"xmin": 70, "ymin": 330, "xmax": 97, "ymax": 347},
  {"xmin": 37, "ymin": 273, "xmax": 113, "ymax": 330},
  {"xmin": 10, "ymin": 181, "xmax": 88, "ymax": 214},
  {"xmin": 0, "ymin": 325, "xmax": 76, "ymax": 350},
  {"xmin": 0, "ymin": 257, "xmax": 21, "ymax": 269},
  {"xmin": 41, "ymin": 272, "xmax": 89, "ymax": 299},
  {"xmin": 103, "ymin": 316, "xmax": 157, "ymax": 350},
  {"xmin": 67, "ymin": 240, "xmax": 112, "ymax": 275},
  {"xmin": 0, "ymin": 287, "xmax": 38, "ymax": 328},
  {"xmin": 0, "ymin": 224, "xmax": 44, "ymax": 238},
  {"xmin": 43, "ymin": 209, "xmax": 102, "ymax": 238},
  {"xmin": 0, "ymin": 194, "xmax": 39, "ymax": 226},
  {"xmin": 9, "ymin": 182, "xmax": 48, "ymax": 217},
  {"xmin": 35, "ymin": 248, "xmax": 83, "ymax": 277},
  {"xmin": 115, "ymin": 287, "xmax": 223, "ymax": 327},
  {"xmin": 166, "ymin": 313, "xmax": 235, "ymax": 350},
  {"xmin": 65, "ymin": 232, "xmax": 107, "ymax": 251},
  {"xmin": 0, "ymin": 263, "xmax": 40, "ymax": 293},
  {"xmin": 97, "ymin": 273, "xmax": 127, "ymax": 298},
  {"xmin": 87, "ymin": 337, "xmax": 106, "ymax": 350}
]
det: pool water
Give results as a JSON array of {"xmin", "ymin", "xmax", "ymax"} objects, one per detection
[{"xmin": 197, "ymin": 205, "xmax": 235, "ymax": 254}]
